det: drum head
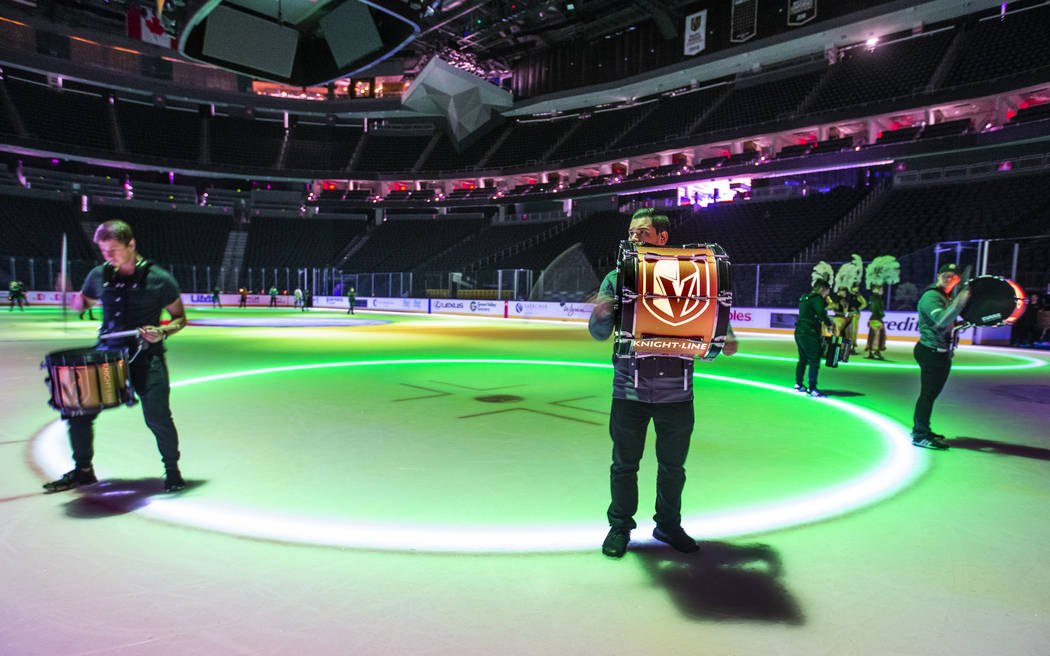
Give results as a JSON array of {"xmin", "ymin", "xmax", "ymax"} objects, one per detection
[
  {"xmin": 44, "ymin": 347, "xmax": 124, "ymax": 366},
  {"xmin": 960, "ymin": 276, "xmax": 1026, "ymax": 327}
]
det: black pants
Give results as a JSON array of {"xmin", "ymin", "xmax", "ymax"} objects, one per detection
[
  {"xmin": 608, "ymin": 398, "xmax": 694, "ymax": 531},
  {"xmin": 67, "ymin": 351, "xmax": 180, "ymax": 471},
  {"xmin": 912, "ymin": 343, "xmax": 952, "ymax": 436},
  {"xmin": 795, "ymin": 334, "xmax": 822, "ymax": 388}
]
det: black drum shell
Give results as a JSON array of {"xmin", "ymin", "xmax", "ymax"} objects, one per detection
[{"xmin": 959, "ymin": 276, "xmax": 1025, "ymax": 327}]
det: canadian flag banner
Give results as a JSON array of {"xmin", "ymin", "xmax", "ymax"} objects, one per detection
[{"xmin": 126, "ymin": 4, "xmax": 174, "ymax": 48}]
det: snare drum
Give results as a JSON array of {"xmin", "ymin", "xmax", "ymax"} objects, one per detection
[
  {"xmin": 43, "ymin": 347, "xmax": 135, "ymax": 416},
  {"xmin": 960, "ymin": 275, "xmax": 1026, "ymax": 327},
  {"xmin": 614, "ymin": 241, "xmax": 732, "ymax": 359}
]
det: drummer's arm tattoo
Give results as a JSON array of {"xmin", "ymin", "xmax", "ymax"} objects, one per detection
[
  {"xmin": 141, "ymin": 299, "xmax": 187, "ymax": 343},
  {"xmin": 162, "ymin": 298, "xmax": 187, "ymax": 338},
  {"xmin": 588, "ymin": 295, "xmax": 615, "ymax": 341}
]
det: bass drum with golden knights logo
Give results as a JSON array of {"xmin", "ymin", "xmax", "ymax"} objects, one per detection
[{"xmin": 614, "ymin": 241, "xmax": 732, "ymax": 359}]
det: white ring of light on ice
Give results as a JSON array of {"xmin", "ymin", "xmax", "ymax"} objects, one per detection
[{"xmin": 32, "ymin": 359, "xmax": 926, "ymax": 553}]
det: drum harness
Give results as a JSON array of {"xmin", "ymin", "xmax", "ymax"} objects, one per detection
[{"xmin": 96, "ymin": 259, "xmax": 154, "ymax": 365}]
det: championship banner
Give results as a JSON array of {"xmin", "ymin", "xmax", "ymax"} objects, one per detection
[
  {"xmin": 683, "ymin": 10, "xmax": 708, "ymax": 56},
  {"xmin": 730, "ymin": 0, "xmax": 758, "ymax": 44},
  {"xmin": 787, "ymin": 0, "xmax": 817, "ymax": 26}
]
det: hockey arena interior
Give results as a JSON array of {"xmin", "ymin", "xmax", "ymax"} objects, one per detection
[{"xmin": 1, "ymin": 1, "xmax": 1049, "ymax": 654}]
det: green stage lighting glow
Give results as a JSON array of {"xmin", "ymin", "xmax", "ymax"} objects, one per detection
[{"xmin": 32, "ymin": 359, "xmax": 926, "ymax": 553}]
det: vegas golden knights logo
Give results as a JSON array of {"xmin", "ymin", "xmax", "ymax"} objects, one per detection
[
  {"xmin": 641, "ymin": 258, "xmax": 710, "ymax": 327},
  {"xmin": 690, "ymin": 15, "xmax": 703, "ymax": 31}
]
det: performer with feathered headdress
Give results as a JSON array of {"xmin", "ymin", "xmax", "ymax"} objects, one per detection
[
  {"xmin": 846, "ymin": 255, "xmax": 867, "ymax": 354},
  {"xmin": 794, "ymin": 262, "xmax": 837, "ymax": 397},
  {"xmin": 864, "ymin": 255, "xmax": 900, "ymax": 359},
  {"xmin": 832, "ymin": 258, "xmax": 863, "ymax": 349}
]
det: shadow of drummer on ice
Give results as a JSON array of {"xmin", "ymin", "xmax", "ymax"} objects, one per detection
[{"xmin": 62, "ymin": 477, "xmax": 207, "ymax": 519}]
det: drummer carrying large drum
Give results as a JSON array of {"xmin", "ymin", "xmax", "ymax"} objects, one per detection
[
  {"xmin": 43, "ymin": 220, "xmax": 188, "ymax": 493},
  {"xmin": 590, "ymin": 208, "xmax": 737, "ymax": 558},
  {"xmin": 911, "ymin": 262, "xmax": 971, "ymax": 450}
]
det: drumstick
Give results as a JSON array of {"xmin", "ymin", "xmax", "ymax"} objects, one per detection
[{"xmin": 99, "ymin": 329, "xmax": 142, "ymax": 340}]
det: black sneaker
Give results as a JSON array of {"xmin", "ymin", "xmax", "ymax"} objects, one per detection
[
  {"xmin": 602, "ymin": 528, "xmax": 631, "ymax": 558},
  {"xmin": 43, "ymin": 468, "xmax": 98, "ymax": 493},
  {"xmin": 652, "ymin": 525, "xmax": 699, "ymax": 553},
  {"xmin": 792, "ymin": 383, "xmax": 808, "ymax": 393},
  {"xmin": 164, "ymin": 470, "xmax": 186, "ymax": 493},
  {"xmin": 807, "ymin": 388, "xmax": 826, "ymax": 398},
  {"xmin": 911, "ymin": 433, "xmax": 949, "ymax": 450}
]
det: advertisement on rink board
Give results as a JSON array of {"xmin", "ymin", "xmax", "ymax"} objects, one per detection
[
  {"xmin": 7, "ymin": 290, "xmax": 979, "ymax": 342},
  {"xmin": 507, "ymin": 300, "xmax": 593, "ymax": 321},
  {"xmin": 182, "ymin": 293, "xmax": 293, "ymax": 307},
  {"xmin": 370, "ymin": 297, "xmax": 428, "ymax": 313},
  {"xmin": 431, "ymin": 299, "xmax": 505, "ymax": 316},
  {"xmin": 22, "ymin": 291, "xmax": 78, "ymax": 304}
]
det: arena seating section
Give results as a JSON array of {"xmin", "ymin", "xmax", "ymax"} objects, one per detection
[
  {"xmin": 616, "ymin": 85, "xmax": 727, "ymax": 150},
  {"xmin": 484, "ymin": 119, "xmax": 575, "ymax": 169},
  {"xmin": 4, "ymin": 77, "xmax": 112, "ymax": 151},
  {"xmin": 284, "ymin": 123, "xmax": 363, "ymax": 172},
  {"xmin": 674, "ymin": 187, "xmax": 869, "ymax": 264},
  {"xmin": 697, "ymin": 69, "xmax": 824, "ymax": 134},
  {"xmin": 343, "ymin": 217, "xmax": 488, "ymax": 273},
  {"xmin": 547, "ymin": 104, "xmax": 653, "ymax": 163},
  {"xmin": 941, "ymin": 4, "xmax": 1050, "ymax": 87},
  {"xmin": 420, "ymin": 220, "xmax": 567, "ymax": 273},
  {"xmin": 2, "ymin": 9, "xmax": 1048, "ymax": 175},
  {"xmin": 827, "ymin": 171, "xmax": 1050, "ymax": 261},
  {"xmin": 490, "ymin": 211, "xmax": 633, "ymax": 272},
  {"xmin": 805, "ymin": 30, "xmax": 955, "ymax": 114},
  {"xmin": 116, "ymin": 100, "xmax": 201, "ymax": 162},
  {"xmin": 92, "ymin": 205, "xmax": 234, "ymax": 268},
  {"xmin": 243, "ymin": 217, "xmax": 368, "ymax": 268},
  {"xmin": 356, "ymin": 133, "xmax": 433, "ymax": 172},
  {"xmin": 210, "ymin": 116, "xmax": 284, "ymax": 168},
  {"xmin": 0, "ymin": 192, "xmax": 95, "ymax": 260}
]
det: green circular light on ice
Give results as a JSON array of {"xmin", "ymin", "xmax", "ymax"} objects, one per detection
[{"xmin": 33, "ymin": 359, "xmax": 926, "ymax": 553}]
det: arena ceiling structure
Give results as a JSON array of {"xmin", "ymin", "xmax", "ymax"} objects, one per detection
[
  {"xmin": 22, "ymin": 0, "xmax": 1017, "ymax": 106},
  {"xmin": 31, "ymin": 0, "xmax": 682, "ymax": 84}
]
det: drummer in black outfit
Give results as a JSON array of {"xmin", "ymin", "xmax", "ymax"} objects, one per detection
[
  {"xmin": 911, "ymin": 263, "xmax": 970, "ymax": 450},
  {"xmin": 590, "ymin": 209, "xmax": 738, "ymax": 558},
  {"xmin": 44, "ymin": 220, "xmax": 188, "ymax": 493}
]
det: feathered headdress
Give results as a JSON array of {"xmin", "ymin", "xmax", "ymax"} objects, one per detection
[
  {"xmin": 812, "ymin": 261, "xmax": 833, "ymax": 288},
  {"xmin": 865, "ymin": 255, "xmax": 901, "ymax": 288},
  {"xmin": 835, "ymin": 260, "xmax": 862, "ymax": 291},
  {"xmin": 851, "ymin": 254, "xmax": 864, "ymax": 288}
]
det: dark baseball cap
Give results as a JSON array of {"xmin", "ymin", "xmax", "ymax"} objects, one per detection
[{"xmin": 938, "ymin": 263, "xmax": 960, "ymax": 275}]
